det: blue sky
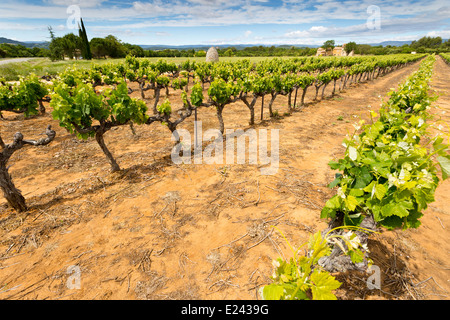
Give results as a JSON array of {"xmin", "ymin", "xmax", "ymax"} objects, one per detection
[{"xmin": 0, "ymin": 0, "xmax": 449, "ymax": 46}]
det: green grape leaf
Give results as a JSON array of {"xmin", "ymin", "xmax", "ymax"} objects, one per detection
[
  {"xmin": 310, "ymin": 270, "xmax": 341, "ymax": 300},
  {"xmin": 345, "ymin": 195, "xmax": 359, "ymax": 211},
  {"xmin": 261, "ymin": 284, "xmax": 285, "ymax": 300},
  {"xmin": 308, "ymin": 231, "xmax": 331, "ymax": 264},
  {"xmin": 437, "ymin": 155, "xmax": 450, "ymax": 180},
  {"xmin": 348, "ymin": 249, "xmax": 365, "ymax": 263}
]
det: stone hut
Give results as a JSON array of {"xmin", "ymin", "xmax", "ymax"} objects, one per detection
[
  {"xmin": 206, "ymin": 46, "xmax": 219, "ymax": 62},
  {"xmin": 316, "ymin": 47, "xmax": 327, "ymax": 56},
  {"xmin": 332, "ymin": 46, "xmax": 346, "ymax": 56}
]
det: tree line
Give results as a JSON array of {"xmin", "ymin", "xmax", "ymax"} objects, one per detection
[
  {"xmin": 45, "ymin": 34, "xmax": 450, "ymax": 60},
  {"xmin": 1, "ymin": 33, "xmax": 449, "ymax": 60},
  {"xmin": 319, "ymin": 38, "xmax": 450, "ymax": 56},
  {"xmin": 0, "ymin": 44, "xmax": 48, "ymax": 58}
]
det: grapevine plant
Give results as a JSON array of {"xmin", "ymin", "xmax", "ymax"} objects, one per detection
[
  {"xmin": 262, "ymin": 55, "xmax": 449, "ymax": 300},
  {"xmin": 440, "ymin": 53, "xmax": 450, "ymax": 65},
  {"xmin": 51, "ymin": 80, "xmax": 148, "ymax": 172},
  {"xmin": 0, "ymin": 125, "xmax": 56, "ymax": 212},
  {"xmin": 0, "ymin": 74, "xmax": 48, "ymax": 118},
  {"xmin": 321, "ymin": 55, "xmax": 450, "ymax": 230},
  {"xmin": 260, "ymin": 226, "xmax": 372, "ymax": 300}
]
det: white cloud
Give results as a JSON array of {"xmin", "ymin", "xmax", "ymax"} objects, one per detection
[
  {"xmin": 285, "ymin": 30, "xmax": 310, "ymax": 38},
  {"xmin": 0, "ymin": 22, "xmax": 48, "ymax": 31},
  {"xmin": 1, "ymin": 0, "xmax": 448, "ymax": 26},
  {"xmin": 1, "ymin": 0, "xmax": 449, "ymax": 44},
  {"xmin": 426, "ymin": 30, "xmax": 450, "ymax": 38},
  {"xmin": 156, "ymin": 31, "xmax": 171, "ymax": 37},
  {"xmin": 285, "ymin": 25, "xmax": 331, "ymax": 38},
  {"xmin": 44, "ymin": 0, "xmax": 106, "ymax": 8},
  {"xmin": 310, "ymin": 26, "xmax": 328, "ymax": 32}
]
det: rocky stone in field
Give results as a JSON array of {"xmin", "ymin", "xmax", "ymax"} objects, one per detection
[{"xmin": 206, "ymin": 47, "xmax": 219, "ymax": 62}]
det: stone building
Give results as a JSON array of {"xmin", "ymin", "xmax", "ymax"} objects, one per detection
[
  {"xmin": 316, "ymin": 44, "xmax": 354, "ymax": 57},
  {"xmin": 316, "ymin": 47, "xmax": 327, "ymax": 56},
  {"xmin": 332, "ymin": 46, "xmax": 346, "ymax": 56}
]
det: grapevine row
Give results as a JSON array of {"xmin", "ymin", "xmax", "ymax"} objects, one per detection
[
  {"xmin": 0, "ymin": 54, "xmax": 427, "ymax": 211},
  {"xmin": 322, "ymin": 54, "xmax": 449, "ymax": 230},
  {"xmin": 440, "ymin": 52, "xmax": 450, "ymax": 65},
  {"xmin": 260, "ymin": 54, "xmax": 450, "ymax": 300}
]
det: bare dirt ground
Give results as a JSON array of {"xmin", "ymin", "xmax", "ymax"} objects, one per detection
[{"xmin": 0, "ymin": 57, "xmax": 448, "ymax": 300}]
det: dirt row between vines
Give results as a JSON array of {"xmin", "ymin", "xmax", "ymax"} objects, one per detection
[{"xmin": 0, "ymin": 57, "xmax": 448, "ymax": 300}]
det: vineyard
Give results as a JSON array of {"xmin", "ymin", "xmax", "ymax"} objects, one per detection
[{"xmin": 0, "ymin": 53, "xmax": 449, "ymax": 300}]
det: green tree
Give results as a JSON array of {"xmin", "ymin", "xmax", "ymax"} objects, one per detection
[
  {"xmin": 401, "ymin": 44, "xmax": 412, "ymax": 54},
  {"xmin": 48, "ymin": 26, "xmax": 65, "ymax": 61},
  {"xmin": 61, "ymin": 33, "xmax": 81, "ymax": 59},
  {"xmin": 194, "ymin": 50, "xmax": 206, "ymax": 57},
  {"xmin": 90, "ymin": 36, "xmax": 127, "ymax": 58},
  {"xmin": 0, "ymin": 47, "xmax": 7, "ymax": 58},
  {"xmin": 223, "ymin": 49, "xmax": 234, "ymax": 57},
  {"xmin": 355, "ymin": 44, "xmax": 371, "ymax": 55},
  {"xmin": 444, "ymin": 39, "xmax": 450, "ymax": 49},
  {"xmin": 90, "ymin": 37, "xmax": 108, "ymax": 58},
  {"xmin": 416, "ymin": 46, "xmax": 426, "ymax": 53},
  {"xmin": 104, "ymin": 35, "xmax": 127, "ymax": 58},
  {"xmin": 344, "ymin": 41, "xmax": 357, "ymax": 54},
  {"xmin": 124, "ymin": 44, "xmax": 145, "ymax": 57},
  {"xmin": 322, "ymin": 40, "xmax": 335, "ymax": 49},
  {"xmin": 411, "ymin": 36, "xmax": 442, "ymax": 49},
  {"xmin": 369, "ymin": 45, "xmax": 388, "ymax": 55},
  {"xmin": 78, "ymin": 18, "xmax": 92, "ymax": 60}
]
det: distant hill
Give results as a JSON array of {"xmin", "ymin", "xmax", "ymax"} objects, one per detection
[
  {"xmin": 139, "ymin": 44, "xmax": 211, "ymax": 51},
  {"xmin": 0, "ymin": 37, "xmax": 49, "ymax": 49},
  {"xmin": 137, "ymin": 41, "xmax": 429, "ymax": 51},
  {"xmin": 0, "ymin": 37, "xmax": 23, "ymax": 45},
  {"xmin": 364, "ymin": 39, "xmax": 447, "ymax": 47},
  {"xmin": 139, "ymin": 43, "xmax": 319, "ymax": 50},
  {"xmin": 1, "ymin": 36, "xmax": 446, "ymax": 52},
  {"xmin": 364, "ymin": 40, "xmax": 413, "ymax": 47}
]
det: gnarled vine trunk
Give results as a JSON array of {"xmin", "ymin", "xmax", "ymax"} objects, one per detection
[
  {"xmin": 241, "ymin": 95, "xmax": 257, "ymax": 125},
  {"xmin": 38, "ymin": 99, "xmax": 46, "ymax": 114},
  {"xmin": 317, "ymin": 213, "xmax": 378, "ymax": 273},
  {"xmin": 95, "ymin": 130, "xmax": 120, "ymax": 172},
  {"xmin": 152, "ymin": 87, "xmax": 161, "ymax": 114},
  {"xmin": 321, "ymin": 83, "xmax": 329, "ymax": 100},
  {"xmin": 314, "ymin": 85, "xmax": 321, "ymax": 101},
  {"xmin": 268, "ymin": 92, "xmax": 277, "ymax": 117},
  {"xmin": 0, "ymin": 126, "xmax": 56, "ymax": 212},
  {"xmin": 260, "ymin": 95, "xmax": 264, "ymax": 120},
  {"xmin": 300, "ymin": 86, "xmax": 309, "ymax": 106},
  {"xmin": 216, "ymin": 106, "xmax": 225, "ymax": 134},
  {"xmin": 0, "ymin": 161, "xmax": 27, "ymax": 212}
]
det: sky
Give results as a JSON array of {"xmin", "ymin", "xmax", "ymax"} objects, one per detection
[{"xmin": 0, "ymin": 0, "xmax": 449, "ymax": 46}]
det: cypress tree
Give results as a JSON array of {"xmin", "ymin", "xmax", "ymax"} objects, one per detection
[{"xmin": 78, "ymin": 18, "xmax": 92, "ymax": 60}]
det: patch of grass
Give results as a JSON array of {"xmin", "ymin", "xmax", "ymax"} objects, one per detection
[
  {"xmin": 337, "ymin": 115, "xmax": 344, "ymax": 121},
  {"xmin": 0, "ymin": 58, "xmax": 125, "ymax": 81},
  {"xmin": 0, "ymin": 64, "xmax": 20, "ymax": 80}
]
